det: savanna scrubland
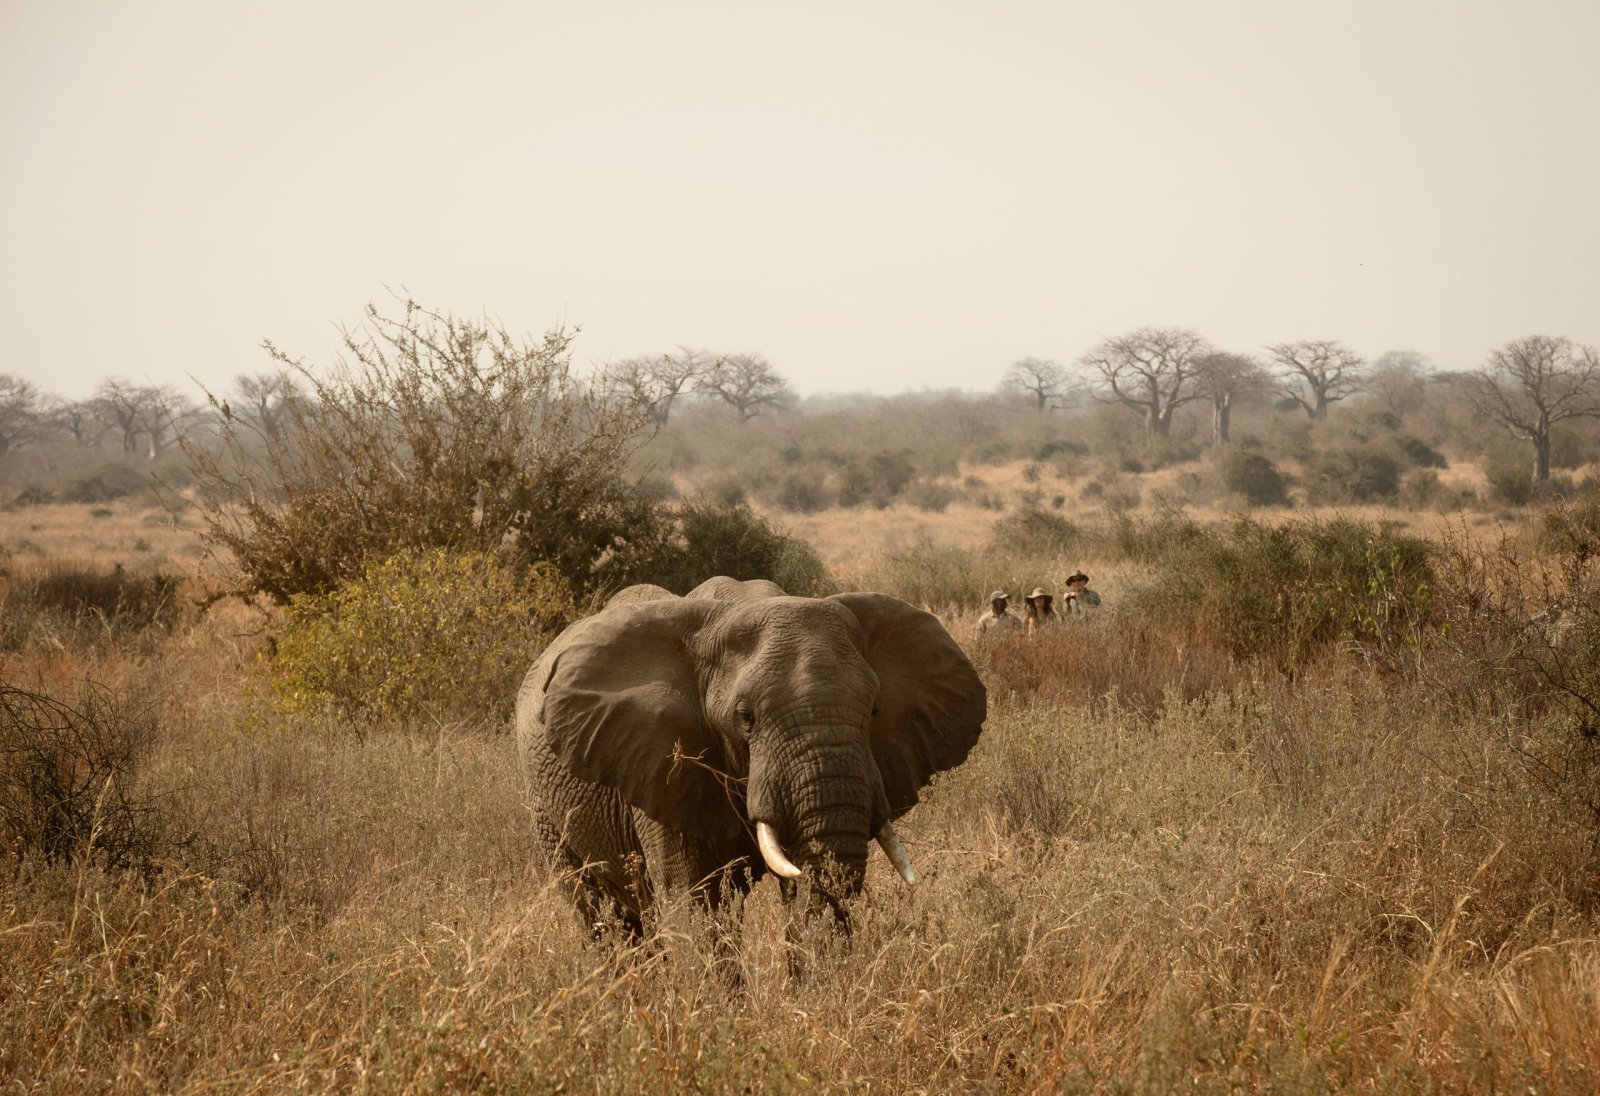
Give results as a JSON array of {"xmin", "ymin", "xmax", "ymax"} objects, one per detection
[{"xmin": 3, "ymin": 305, "xmax": 1600, "ymax": 1092}]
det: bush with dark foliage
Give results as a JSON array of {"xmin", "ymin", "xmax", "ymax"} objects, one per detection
[
  {"xmin": 636, "ymin": 501, "xmax": 833, "ymax": 597},
  {"xmin": 0, "ymin": 561, "xmax": 181, "ymax": 650},
  {"xmin": 1220, "ymin": 449, "xmax": 1290, "ymax": 507}
]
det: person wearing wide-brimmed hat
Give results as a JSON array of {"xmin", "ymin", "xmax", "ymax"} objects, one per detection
[
  {"xmin": 1022, "ymin": 586, "xmax": 1058, "ymax": 634},
  {"xmin": 976, "ymin": 589, "xmax": 1023, "ymax": 639},
  {"xmin": 1062, "ymin": 569, "xmax": 1101, "ymax": 614}
]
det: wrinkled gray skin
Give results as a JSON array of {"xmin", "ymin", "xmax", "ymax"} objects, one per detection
[{"xmin": 516, "ymin": 577, "xmax": 987, "ymax": 937}]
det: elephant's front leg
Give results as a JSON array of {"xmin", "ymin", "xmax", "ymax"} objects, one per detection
[
  {"xmin": 633, "ymin": 813, "xmax": 756, "ymax": 980},
  {"xmin": 529, "ymin": 761, "xmax": 650, "ymax": 941}
]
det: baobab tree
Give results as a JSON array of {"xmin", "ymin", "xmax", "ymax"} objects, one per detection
[
  {"xmin": 229, "ymin": 371, "xmax": 296, "ymax": 439},
  {"xmin": 1080, "ymin": 326, "xmax": 1211, "ymax": 438},
  {"xmin": 698, "ymin": 352, "xmax": 796, "ymax": 423},
  {"xmin": 0, "ymin": 374, "xmax": 47, "ymax": 459},
  {"xmin": 601, "ymin": 348, "xmax": 709, "ymax": 426},
  {"xmin": 1267, "ymin": 339, "xmax": 1367, "ymax": 420},
  {"xmin": 1192, "ymin": 351, "xmax": 1267, "ymax": 445},
  {"xmin": 1002, "ymin": 357, "xmax": 1070, "ymax": 412},
  {"xmin": 1367, "ymin": 350, "xmax": 1432, "ymax": 419},
  {"xmin": 1460, "ymin": 335, "xmax": 1600, "ymax": 483},
  {"xmin": 92, "ymin": 379, "xmax": 154, "ymax": 455},
  {"xmin": 91, "ymin": 379, "xmax": 196, "ymax": 458}
]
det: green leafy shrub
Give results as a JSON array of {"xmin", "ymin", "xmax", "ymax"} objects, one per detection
[
  {"xmin": 701, "ymin": 474, "xmax": 748, "ymax": 508},
  {"xmin": 1109, "ymin": 504, "xmax": 1205, "ymax": 561},
  {"xmin": 1036, "ymin": 440, "xmax": 1088, "ymax": 461},
  {"xmin": 1126, "ymin": 517, "xmax": 1434, "ymax": 668},
  {"xmin": 270, "ymin": 549, "xmax": 576, "ymax": 728},
  {"xmin": 1426, "ymin": 501, "xmax": 1600, "ymax": 848},
  {"xmin": 771, "ymin": 472, "xmax": 832, "ymax": 513},
  {"xmin": 1397, "ymin": 436, "xmax": 1448, "ymax": 469},
  {"xmin": 855, "ymin": 539, "xmax": 980, "ymax": 609},
  {"xmin": 1485, "ymin": 451, "xmax": 1537, "ymax": 506},
  {"xmin": 907, "ymin": 482, "xmax": 957, "ymax": 513},
  {"xmin": 4, "ymin": 485, "xmax": 54, "ymax": 509},
  {"xmin": 58, "ymin": 463, "xmax": 153, "ymax": 504},
  {"xmin": 634, "ymin": 502, "xmax": 833, "ymax": 597},
  {"xmin": 834, "ymin": 450, "xmax": 918, "ymax": 509},
  {"xmin": 990, "ymin": 507, "xmax": 1080, "ymax": 555},
  {"xmin": 1400, "ymin": 469, "xmax": 1445, "ymax": 511},
  {"xmin": 1305, "ymin": 445, "xmax": 1402, "ymax": 503},
  {"xmin": 1220, "ymin": 450, "xmax": 1290, "ymax": 508}
]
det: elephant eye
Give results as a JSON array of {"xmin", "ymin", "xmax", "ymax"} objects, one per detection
[{"xmin": 735, "ymin": 704, "xmax": 755, "ymax": 727}]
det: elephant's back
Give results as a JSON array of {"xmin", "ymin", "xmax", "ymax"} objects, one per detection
[
  {"xmin": 686, "ymin": 576, "xmax": 786, "ymax": 602},
  {"xmin": 605, "ymin": 583, "xmax": 677, "ymax": 608}
]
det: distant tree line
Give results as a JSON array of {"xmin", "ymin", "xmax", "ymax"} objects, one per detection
[
  {"xmin": 1001, "ymin": 328, "xmax": 1600, "ymax": 484},
  {"xmin": 3, "ymin": 318, "xmax": 1597, "ymax": 493},
  {"xmin": 0, "ymin": 376, "xmax": 214, "ymax": 462}
]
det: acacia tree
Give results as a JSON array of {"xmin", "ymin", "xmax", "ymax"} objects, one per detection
[
  {"xmin": 1192, "ymin": 351, "xmax": 1267, "ymax": 445},
  {"xmin": 601, "ymin": 348, "xmax": 708, "ymax": 426},
  {"xmin": 698, "ymin": 352, "xmax": 796, "ymax": 423},
  {"xmin": 1002, "ymin": 357, "xmax": 1070, "ymax": 412},
  {"xmin": 1080, "ymin": 326, "xmax": 1210, "ymax": 438},
  {"xmin": 1267, "ymin": 339, "xmax": 1367, "ymax": 420},
  {"xmin": 1460, "ymin": 335, "xmax": 1600, "ymax": 483}
]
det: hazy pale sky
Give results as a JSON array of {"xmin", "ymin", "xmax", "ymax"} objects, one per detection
[{"xmin": 3, "ymin": 1, "xmax": 1597, "ymax": 400}]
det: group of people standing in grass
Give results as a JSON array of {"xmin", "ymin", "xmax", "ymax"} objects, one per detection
[{"xmin": 975, "ymin": 570, "xmax": 1100, "ymax": 639}]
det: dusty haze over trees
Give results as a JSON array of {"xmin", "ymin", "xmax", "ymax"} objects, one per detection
[{"xmin": 6, "ymin": 303, "xmax": 1600, "ymax": 517}]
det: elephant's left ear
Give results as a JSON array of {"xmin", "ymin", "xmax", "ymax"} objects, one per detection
[{"xmin": 827, "ymin": 592, "xmax": 987, "ymax": 817}]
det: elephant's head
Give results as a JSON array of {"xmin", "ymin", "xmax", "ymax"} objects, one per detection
[{"xmin": 535, "ymin": 581, "xmax": 986, "ymax": 898}]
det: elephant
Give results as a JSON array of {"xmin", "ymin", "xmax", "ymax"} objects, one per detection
[{"xmin": 515, "ymin": 576, "xmax": 987, "ymax": 938}]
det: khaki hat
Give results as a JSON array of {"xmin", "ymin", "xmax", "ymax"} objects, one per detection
[
  {"xmin": 989, "ymin": 590, "xmax": 1010, "ymax": 602},
  {"xmin": 1027, "ymin": 587, "xmax": 1050, "ymax": 599},
  {"xmin": 1065, "ymin": 570, "xmax": 1090, "ymax": 584}
]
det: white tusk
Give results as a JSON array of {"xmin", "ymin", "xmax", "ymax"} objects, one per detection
[
  {"xmin": 877, "ymin": 819, "xmax": 918, "ymax": 886},
  {"xmin": 756, "ymin": 821, "xmax": 803, "ymax": 879}
]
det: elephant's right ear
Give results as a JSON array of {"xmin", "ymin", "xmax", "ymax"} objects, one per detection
[{"xmin": 538, "ymin": 598, "xmax": 742, "ymax": 841}]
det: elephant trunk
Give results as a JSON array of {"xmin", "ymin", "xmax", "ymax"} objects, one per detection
[{"xmin": 747, "ymin": 718, "xmax": 905, "ymax": 895}]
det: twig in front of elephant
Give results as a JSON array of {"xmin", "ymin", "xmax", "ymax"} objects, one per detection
[{"xmin": 668, "ymin": 742, "xmax": 751, "ymax": 835}]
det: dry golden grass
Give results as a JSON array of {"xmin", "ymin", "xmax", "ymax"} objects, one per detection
[
  {"xmin": 4, "ymin": 497, "xmax": 1599, "ymax": 1092},
  {"xmin": 0, "ymin": 501, "xmax": 205, "ymax": 572}
]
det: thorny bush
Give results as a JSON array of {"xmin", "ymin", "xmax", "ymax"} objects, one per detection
[
  {"xmin": 0, "ymin": 682, "xmax": 184, "ymax": 871},
  {"xmin": 185, "ymin": 297, "xmax": 660, "ymax": 601}
]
